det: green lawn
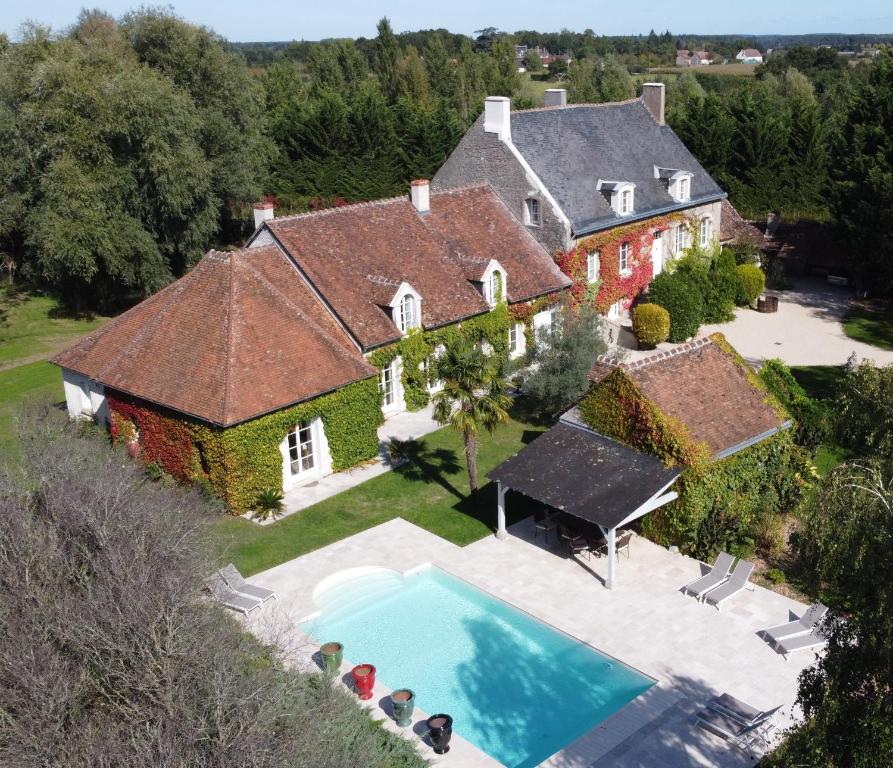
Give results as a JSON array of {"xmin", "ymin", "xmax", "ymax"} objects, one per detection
[
  {"xmin": 0, "ymin": 361, "xmax": 64, "ymax": 454},
  {"xmin": 211, "ymin": 410, "xmax": 547, "ymax": 576},
  {"xmin": 790, "ymin": 365, "xmax": 847, "ymax": 401},
  {"xmin": 843, "ymin": 306, "xmax": 893, "ymax": 350}
]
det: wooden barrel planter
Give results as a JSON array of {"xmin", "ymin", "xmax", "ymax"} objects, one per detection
[{"xmin": 757, "ymin": 295, "xmax": 778, "ymax": 313}]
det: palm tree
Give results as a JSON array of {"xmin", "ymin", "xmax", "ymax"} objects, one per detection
[{"xmin": 431, "ymin": 338, "xmax": 511, "ymax": 493}]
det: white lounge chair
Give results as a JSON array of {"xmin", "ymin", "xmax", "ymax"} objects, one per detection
[
  {"xmin": 219, "ymin": 563, "xmax": 277, "ymax": 604},
  {"xmin": 761, "ymin": 602, "xmax": 828, "ymax": 645},
  {"xmin": 697, "ymin": 703, "xmax": 778, "ymax": 755},
  {"xmin": 711, "ymin": 693, "xmax": 781, "ymax": 729},
  {"xmin": 704, "ymin": 560, "xmax": 754, "ymax": 610},
  {"xmin": 205, "ymin": 574, "xmax": 263, "ymax": 615},
  {"xmin": 682, "ymin": 552, "xmax": 735, "ymax": 600},
  {"xmin": 775, "ymin": 627, "xmax": 828, "ymax": 660}
]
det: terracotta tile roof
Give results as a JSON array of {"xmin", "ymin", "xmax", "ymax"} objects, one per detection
[
  {"xmin": 262, "ymin": 184, "xmax": 570, "ymax": 350},
  {"xmin": 52, "ymin": 246, "xmax": 376, "ymax": 426},
  {"xmin": 589, "ymin": 337, "xmax": 784, "ymax": 455},
  {"xmin": 719, "ymin": 199, "xmax": 763, "ymax": 245}
]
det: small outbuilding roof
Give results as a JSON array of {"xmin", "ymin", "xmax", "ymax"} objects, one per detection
[{"xmin": 489, "ymin": 412, "xmax": 679, "ymax": 530}]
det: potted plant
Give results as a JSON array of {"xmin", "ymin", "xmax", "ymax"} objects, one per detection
[
  {"xmin": 254, "ymin": 488, "xmax": 284, "ymax": 522},
  {"xmin": 350, "ymin": 664, "xmax": 376, "ymax": 700},
  {"xmin": 118, "ymin": 419, "xmax": 140, "ymax": 458},
  {"xmin": 426, "ymin": 713, "xmax": 453, "ymax": 754},
  {"xmin": 319, "ymin": 642, "xmax": 343, "ymax": 677},
  {"xmin": 390, "ymin": 688, "xmax": 415, "ymax": 727}
]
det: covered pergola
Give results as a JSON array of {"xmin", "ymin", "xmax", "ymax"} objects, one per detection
[{"xmin": 488, "ymin": 411, "xmax": 680, "ymax": 589}]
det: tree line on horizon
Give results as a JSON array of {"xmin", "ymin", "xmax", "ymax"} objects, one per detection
[{"xmin": 0, "ymin": 10, "xmax": 891, "ymax": 309}]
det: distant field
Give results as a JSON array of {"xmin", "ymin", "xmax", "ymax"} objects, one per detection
[
  {"xmin": 518, "ymin": 74, "xmax": 554, "ymax": 105},
  {"xmin": 648, "ymin": 63, "xmax": 758, "ymax": 77}
]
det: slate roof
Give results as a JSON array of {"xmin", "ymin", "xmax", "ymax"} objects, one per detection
[
  {"xmin": 262, "ymin": 184, "xmax": 570, "ymax": 350},
  {"xmin": 589, "ymin": 337, "xmax": 786, "ymax": 456},
  {"xmin": 52, "ymin": 246, "xmax": 377, "ymax": 426},
  {"xmin": 489, "ymin": 414, "xmax": 679, "ymax": 529},
  {"xmin": 509, "ymin": 99, "xmax": 726, "ymax": 236}
]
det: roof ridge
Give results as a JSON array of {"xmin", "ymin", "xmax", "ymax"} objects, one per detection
[
  {"xmin": 220, "ymin": 251, "xmax": 236, "ymax": 426},
  {"xmin": 236, "ymin": 254, "xmax": 373, "ymax": 397},
  {"xmin": 593, "ymin": 336, "xmax": 714, "ymax": 373},
  {"xmin": 268, "ymin": 195, "xmax": 408, "ymax": 225},
  {"xmin": 511, "ymin": 97, "xmax": 642, "ymax": 115},
  {"xmin": 429, "ymin": 181, "xmax": 492, "ymax": 196}
]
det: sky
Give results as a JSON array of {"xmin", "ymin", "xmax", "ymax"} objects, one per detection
[{"xmin": 3, "ymin": 0, "xmax": 892, "ymax": 41}]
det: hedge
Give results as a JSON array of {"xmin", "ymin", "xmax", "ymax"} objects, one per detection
[
  {"xmin": 735, "ymin": 263, "xmax": 766, "ymax": 306},
  {"xmin": 646, "ymin": 271, "xmax": 704, "ymax": 342},
  {"xmin": 631, "ymin": 304, "xmax": 670, "ymax": 349},
  {"xmin": 759, "ymin": 358, "xmax": 832, "ymax": 449}
]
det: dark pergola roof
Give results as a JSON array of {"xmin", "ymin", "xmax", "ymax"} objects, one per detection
[{"xmin": 489, "ymin": 418, "xmax": 679, "ymax": 529}]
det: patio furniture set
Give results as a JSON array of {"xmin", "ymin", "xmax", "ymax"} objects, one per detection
[
  {"xmin": 204, "ymin": 563, "xmax": 277, "ymax": 614},
  {"xmin": 684, "ymin": 552, "xmax": 829, "ymax": 659},
  {"xmin": 534, "ymin": 508, "xmax": 634, "ymax": 560}
]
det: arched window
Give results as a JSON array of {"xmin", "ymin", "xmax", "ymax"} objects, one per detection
[
  {"xmin": 485, "ymin": 270, "xmax": 502, "ymax": 305},
  {"xmin": 397, "ymin": 294, "xmax": 416, "ymax": 332}
]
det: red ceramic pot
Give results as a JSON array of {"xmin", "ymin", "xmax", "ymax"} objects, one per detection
[{"xmin": 351, "ymin": 664, "xmax": 376, "ymax": 700}]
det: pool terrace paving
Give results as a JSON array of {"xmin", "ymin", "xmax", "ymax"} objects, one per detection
[{"xmin": 244, "ymin": 517, "xmax": 816, "ymax": 767}]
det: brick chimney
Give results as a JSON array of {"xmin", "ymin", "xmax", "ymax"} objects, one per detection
[
  {"xmin": 642, "ymin": 83, "xmax": 666, "ymax": 126},
  {"xmin": 253, "ymin": 201, "xmax": 274, "ymax": 229},
  {"xmin": 483, "ymin": 96, "xmax": 511, "ymax": 141},
  {"xmin": 544, "ymin": 88, "xmax": 567, "ymax": 108},
  {"xmin": 410, "ymin": 179, "xmax": 430, "ymax": 214}
]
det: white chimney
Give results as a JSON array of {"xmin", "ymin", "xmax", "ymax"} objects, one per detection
[
  {"xmin": 410, "ymin": 179, "xmax": 430, "ymax": 214},
  {"xmin": 544, "ymin": 88, "xmax": 567, "ymax": 108},
  {"xmin": 253, "ymin": 201, "xmax": 274, "ymax": 229},
  {"xmin": 642, "ymin": 82, "xmax": 666, "ymax": 126},
  {"xmin": 483, "ymin": 96, "xmax": 511, "ymax": 141}
]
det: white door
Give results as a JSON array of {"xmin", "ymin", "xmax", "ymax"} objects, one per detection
[
  {"xmin": 380, "ymin": 358, "xmax": 403, "ymax": 416},
  {"xmin": 652, "ymin": 230, "xmax": 665, "ymax": 276},
  {"xmin": 287, "ymin": 421, "xmax": 317, "ymax": 480}
]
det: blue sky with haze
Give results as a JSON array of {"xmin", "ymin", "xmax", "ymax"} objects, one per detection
[{"xmin": 3, "ymin": 0, "xmax": 891, "ymax": 41}]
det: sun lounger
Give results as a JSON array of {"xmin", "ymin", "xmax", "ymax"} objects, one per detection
[
  {"xmin": 696, "ymin": 705, "xmax": 777, "ymax": 755},
  {"xmin": 219, "ymin": 563, "xmax": 277, "ymax": 604},
  {"xmin": 682, "ymin": 552, "xmax": 735, "ymax": 599},
  {"xmin": 704, "ymin": 560, "xmax": 754, "ymax": 610},
  {"xmin": 775, "ymin": 627, "xmax": 828, "ymax": 659},
  {"xmin": 205, "ymin": 573, "xmax": 263, "ymax": 615},
  {"xmin": 711, "ymin": 694, "xmax": 781, "ymax": 729},
  {"xmin": 761, "ymin": 602, "xmax": 828, "ymax": 644}
]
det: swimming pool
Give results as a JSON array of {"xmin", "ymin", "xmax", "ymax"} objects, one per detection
[{"xmin": 301, "ymin": 565, "xmax": 653, "ymax": 768}]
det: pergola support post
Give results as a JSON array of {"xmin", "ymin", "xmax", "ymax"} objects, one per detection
[
  {"xmin": 605, "ymin": 527, "xmax": 616, "ymax": 590},
  {"xmin": 496, "ymin": 481, "xmax": 507, "ymax": 540}
]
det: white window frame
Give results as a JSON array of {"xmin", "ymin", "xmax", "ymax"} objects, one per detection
[
  {"xmin": 397, "ymin": 293, "xmax": 416, "ymax": 332},
  {"xmin": 484, "ymin": 269, "xmax": 503, "ymax": 306},
  {"xmin": 287, "ymin": 421, "xmax": 315, "ymax": 477},
  {"xmin": 620, "ymin": 189, "xmax": 633, "ymax": 215},
  {"xmin": 525, "ymin": 197, "xmax": 542, "ymax": 227},
  {"xmin": 699, "ymin": 217, "xmax": 710, "ymax": 247},
  {"xmin": 586, "ymin": 251, "xmax": 600, "ymax": 283},
  {"xmin": 678, "ymin": 176, "xmax": 690, "ymax": 201},
  {"xmin": 619, "ymin": 242, "xmax": 632, "ymax": 274},
  {"xmin": 675, "ymin": 225, "xmax": 687, "ymax": 253},
  {"xmin": 380, "ymin": 362, "xmax": 396, "ymax": 408}
]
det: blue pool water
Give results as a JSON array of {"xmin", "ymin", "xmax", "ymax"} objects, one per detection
[{"xmin": 302, "ymin": 566, "xmax": 653, "ymax": 768}]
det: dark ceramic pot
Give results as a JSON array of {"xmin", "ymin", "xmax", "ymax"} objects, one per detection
[
  {"xmin": 320, "ymin": 642, "xmax": 343, "ymax": 676},
  {"xmin": 426, "ymin": 713, "xmax": 453, "ymax": 754},
  {"xmin": 350, "ymin": 664, "xmax": 376, "ymax": 700},
  {"xmin": 390, "ymin": 688, "xmax": 415, "ymax": 727}
]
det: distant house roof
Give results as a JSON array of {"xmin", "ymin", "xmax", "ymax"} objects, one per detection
[
  {"xmin": 260, "ymin": 184, "xmax": 570, "ymax": 350},
  {"xmin": 508, "ymin": 100, "xmax": 726, "ymax": 236},
  {"xmin": 738, "ymin": 48, "xmax": 762, "ymax": 57},
  {"xmin": 719, "ymin": 199, "xmax": 763, "ymax": 244},
  {"xmin": 489, "ymin": 415, "xmax": 679, "ymax": 529},
  {"xmin": 52, "ymin": 246, "xmax": 376, "ymax": 426},
  {"xmin": 589, "ymin": 336, "xmax": 786, "ymax": 457}
]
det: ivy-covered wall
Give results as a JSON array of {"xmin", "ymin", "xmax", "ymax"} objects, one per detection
[
  {"xmin": 577, "ymin": 332, "xmax": 807, "ymax": 557},
  {"xmin": 368, "ymin": 303, "xmax": 514, "ymax": 412},
  {"xmin": 107, "ymin": 376, "xmax": 382, "ymax": 513}
]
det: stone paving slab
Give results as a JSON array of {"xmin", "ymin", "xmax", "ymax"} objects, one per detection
[{"xmin": 244, "ymin": 518, "xmax": 816, "ymax": 767}]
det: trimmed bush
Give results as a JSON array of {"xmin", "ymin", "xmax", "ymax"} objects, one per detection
[
  {"xmin": 646, "ymin": 272, "xmax": 704, "ymax": 343},
  {"xmin": 736, "ymin": 263, "xmax": 766, "ymax": 305},
  {"xmin": 632, "ymin": 303, "xmax": 670, "ymax": 348}
]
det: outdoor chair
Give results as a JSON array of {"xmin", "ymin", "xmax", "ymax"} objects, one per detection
[
  {"xmin": 761, "ymin": 602, "xmax": 828, "ymax": 645},
  {"xmin": 614, "ymin": 529, "xmax": 634, "ymax": 558},
  {"xmin": 696, "ymin": 700, "xmax": 780, "ymax": 756},
  {"xmin": 682, "ymin": 552, "xmax": 735, "ymax": 600},
  {"xmin": 533, "ymin": 508, "xmax": 556, "ymax": 543},
  {"xmin": 205, "ymin": 573, "xmax": 263, "ymax": 615},
  {"xmin": 704, "ymin": 560, "xmax": 755, "ymax": 610},
  {"xmin": 710, "ymin": 694, "xmax": 781, "ymax": 730},
  {"xmin": 558, "ymin": 524, "xmax": 590, "ymax": 560},
  {"xmin": 774, "ymin": 627, "xmax": 828, "ymax": 660},
  {"xmin": 219, "ymin": 563, "xmax": 277, "ymax": 604}
]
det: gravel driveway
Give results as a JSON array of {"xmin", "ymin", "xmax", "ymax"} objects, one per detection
[{"xmin": 620, "ymin": 277, "xmax": 893, "ymax": 367}]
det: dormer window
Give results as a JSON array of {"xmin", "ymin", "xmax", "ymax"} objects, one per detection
[
  {"xmin": 678, "ymin": 176, "xmax": 691, "ymax": 201},
  {"xmin": 655, "ymin": 167, "xmax": 693, "ymax": 203},
  {"xmin": 598, "ymin": 180, "xmax": 635, "ymax": 217},
  {"xmin": 397, "ymin": 294, "xmax": 417, "ymax": 332},
  {"xmin": 484, "ymin": 270, "xmax": 503, "ymax": 306},
  {"xmin": 525, "ymin": 197, "xmax": 542, "ymax": 227}
]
